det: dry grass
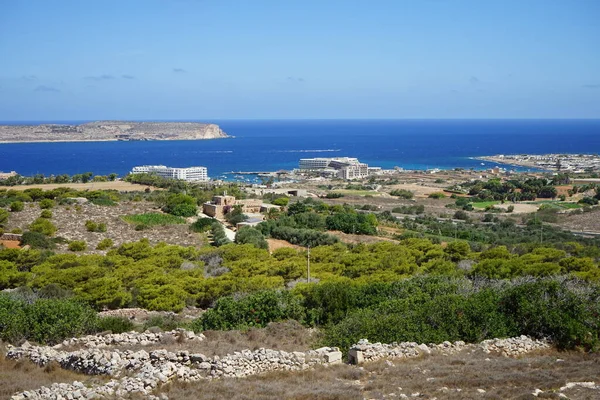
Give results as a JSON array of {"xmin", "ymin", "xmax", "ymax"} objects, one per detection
[
  {"xmin": 267, "ymin": 238, "xmax": 303, "ymax": 253},
  {"xmin": 157, "ymin": 365, "xmax": 364, "ymax": 400},
  {"xmin": 0, "ymin": 345, "xmax": 106, "ymax": 400},
  {"xmin": 75, "ymin": 321, "xmax": 320, "ymax": 358},
  {"xmin": 154, "ymin": 348, "xmax": 600, "ymax": 400}
]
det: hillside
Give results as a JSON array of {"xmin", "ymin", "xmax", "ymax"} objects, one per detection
[{"xmin": 0, "ymin": 121, "xmax": 229, "ymax": 142}]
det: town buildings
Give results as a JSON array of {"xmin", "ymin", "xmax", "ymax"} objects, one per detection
[
  {"xmin": 202, "ymin": 195, "xmax": 262, "ymax": 219},
  {"xmin": 131, "ymin": 165, "xmax": 208, "ymax": 182},
  {"xmin": 298, "ymin": 157, "xmax": 370, "ymax": 179}
]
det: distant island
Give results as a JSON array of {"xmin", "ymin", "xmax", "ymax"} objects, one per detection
[{"xmin": 0, "ymin": 121, "xmax": 229, "ymax": 143}]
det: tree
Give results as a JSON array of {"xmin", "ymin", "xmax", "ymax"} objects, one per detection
[
  {"xmin": 211, "ymin": 222, "xmax": 231, "ymax": 247},
  {"xmin": 225, "ymin": 205, "xmax": 248, "ymax": 225},
  {"xmin": 162, "ymin": 193, "xmax": 197, "ymax": 217},
  {"xmin": 80, "ymin": 172, "xmax": 93, "ymax": 183},
  {"xmin": 235, "ymin": 226, "xmax": 268, "ymax": 249},
  {"xmin": 108, "ymin": 173, "xmax": 118, "ymax": 181}
]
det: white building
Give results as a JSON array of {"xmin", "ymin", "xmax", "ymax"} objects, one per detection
[
  {"xmin": 298, "ymin": 157, "xmax": 370, "ymax": 179},
  {"xmin": 131, "ymin": 165, "xmax": 209, "ymax": 182}
]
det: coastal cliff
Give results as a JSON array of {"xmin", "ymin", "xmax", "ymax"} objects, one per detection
[{"xmin": 0, "ymin": 121, "xmax": 229, "ymax": 143}]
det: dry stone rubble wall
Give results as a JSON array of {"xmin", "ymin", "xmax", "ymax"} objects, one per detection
[{"xmin": 8, "ymin": 335, "xmax": 549, "ymax": 400}]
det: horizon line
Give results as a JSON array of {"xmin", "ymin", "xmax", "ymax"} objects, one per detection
[{"xmin": 2, "ymin": 117, "xmax": 600, "ymax": 124}]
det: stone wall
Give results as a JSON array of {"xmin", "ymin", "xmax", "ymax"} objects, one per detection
[{"xmin": 7, "ymin": 335, "xmax": 549, "ymax": 400}]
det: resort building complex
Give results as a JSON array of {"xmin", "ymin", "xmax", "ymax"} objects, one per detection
[
  {"xmin": 298, "ymin": 157, "xmax": 370, "ymax": 179},
  {"xmin": 131, "ymin": 165, "xmax": 209, "ymax": 182}
]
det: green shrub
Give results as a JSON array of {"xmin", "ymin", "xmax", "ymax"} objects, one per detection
[
  {"xmin": 68, "ymin": 240, "xmax": 87, "ymax": 252},
  {"xmin": 190, "ymin": 217, "xmax": 215, "ymax": 233},
  {"xmin": 0, "ymin": 295, "xmax": 98, "ymax": 344},
  {"xmin": 143, "ymin": 315, "xmax": 181, "ymax": 332},
  {"xmin": 272, "ymin": 197, "xmax": 290, "ymax": 206},
  {"xmin": 0, "ymin": 209, "xmax": 8, "ymax": 226},
  {"xmin": 162, "ymin": 193, "xmax": 197, "ymax": 217},
  {"xmin": 29, "ymin": 217, "xmax": 57, "ymax": 236},
  {"xmin": 96, "ymin": 238, "xmax": 114, "ymax": 250},
  {"xmin": 235, "ymin": 226, "xmax": 268, "ymax": 249},
  {"xmin": 428, "ymin": 192, "xmax": 446, "ymax": 199},
  {"xmin": 122, "ymin": 213, "xmax": 185, "ymax": 228},
  {"xmin": 390, "ymin": 189, "xmax": 414, "ymax": 199},
  {"xmin": 325, "ymin": 193, "xmax": 344, "ymax": 199},
  {"xmin": 39, "ymin": 199, "xmax": 55, "ymax": 209},
  {"xmin": 10, "ymin": 201, "xmax": 24, "ymax": 212},
  {"xmin": 192, "ymin": 290, "xmax": 305, "ymax": 331},
  {"xmin": 20, "ymin": 231, "xmax": 55, "ymax": 249},
  {"xmin": 84, "ymin": 220, "xmax": 107, "ymax": 232},
  {"xmin": 40, "ymin": 209, "xmax": 52, "ymax": 219},
  {"xmin": 96, "ymin": 316, "xmax": 135, "ymax": 334}
]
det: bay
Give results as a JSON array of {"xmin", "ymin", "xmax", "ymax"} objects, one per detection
[{"xmin": 1, "ymin": 119, "xmax": 599, "ymax": 179}]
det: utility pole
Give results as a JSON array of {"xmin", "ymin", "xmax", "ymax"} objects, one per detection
[{"xmin": 307, "ymin": 246, "xmax": 311, "ymax": 284}]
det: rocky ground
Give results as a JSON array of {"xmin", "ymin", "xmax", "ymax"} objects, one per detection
[
  {"xmin": 4, "ymin": 333, "xmax": 598, "ymax": 400},
  {"xmin": 5, "ymin": 200, "xmax": 204, "ymax": 253},
  {"xmin": 0, "ymin": 122, "xmax": 228, "ymax": 142},
  {"xmin": 558, "ymin": 208, "xmax": 600, "ymax": 233}
]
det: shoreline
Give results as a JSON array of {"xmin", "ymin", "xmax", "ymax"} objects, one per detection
[
  {"xmin": 0, "ymin": 137, "xmax": 232, "ymax": 144},
  {"xmin": 473, "ymin": 156, "xmax": 550, "ymax": 171}
]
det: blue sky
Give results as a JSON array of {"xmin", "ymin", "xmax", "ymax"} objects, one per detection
[{"xmin": 0, "ymin": 0, "xmax": 599, "ymax": 120}]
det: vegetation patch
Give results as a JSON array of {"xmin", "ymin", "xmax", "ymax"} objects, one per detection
[{"xmin": 122, "ymin": 213, "xmax": 186, "ymax": 227}]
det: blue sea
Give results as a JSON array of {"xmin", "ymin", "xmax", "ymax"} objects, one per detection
[{"xmin": 1, "ymin": 120, "xmax": 599, "ymax": 180}]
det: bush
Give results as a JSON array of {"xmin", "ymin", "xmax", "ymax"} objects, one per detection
[
  {"xmin": 96, "ymin": 316, "xmax": 135, "ymax": 334},
  {"xmin": 453, "ymin": 210, "xmax": 469, "ymax": 220},
  {"xmin": 40, "ymin": 209, "xmax": 52, "ymax": 219},
  {"xmin": 20, "ymin": 231, "xmax": 55, "ymax": 249},
  {"xmin": 68, "ymin": 240, "xmax": 87, "ymax": 252},
  {"xmin": 96, "ymin": 238, "xmax": 114, "ymax": 250},
  {"xmin": 235, "ymin": 226, "xmax": 269, "ymax": 249},
  {"xmin": 428, "ymin": 192, "xmax": 446, "ymax": 199},
  {"xmin": 0, "ymin": 295, "xmax": 98, "ymax": 344},
  {"xmin": 10, "ymin": 201, "xmax": 24, "ymax": 212},
  {"xmin": 0, "ymin": 209, "xmax": 8, "ymax": 226},
  {"xmin": 325, "ymin": 193, "xmax": 344, "ymax": 198},
  {"xmin": 162, "ymin": 193, "xmax": 197, "ymax": 217},
  {"xmin": 272, "ymin": 197, "xmax": 290, "ymax": 206},
  {"xmin": 390, "ymin": 189, "xmax": 414, "ymax": 199},
  {"xmin": 143, "ymin": 315, "xmax": 181, "ymax": 332},
  {"xmin": 225, "ymin": 206, "xmax": 248, "ymax": 225},
  {"xmin": 190, "ymin": 217, "xmax": 214, "ymax": 233},
  {"xmin": 123, "ymin": 213, "xmax": 186, "ymax": 228},
  {"xmin": 191, "ymin": 290, "xmax": 305, "ymax": 331},
  {"xmin": 29, "ymin": 217, "xmax": 57, "ymax": 236},
  {"xmin": 211, "ymin": 222, "xmax": 231, "ymax": 246},
  {"xmin": 85, "ymin": 220, "xmax": 107, "ymax": 232},
  {"xmin": 39, "ymin": 199, "xmax": 55, "ymax": 209}
]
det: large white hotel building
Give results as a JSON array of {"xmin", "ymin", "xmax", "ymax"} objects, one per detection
[
  {"xmin": 131, "ymin": 165, "xmax": 209, "ymax": 182},
  {"xmin": 299, "ymin": 157, "xmax": 370, "ymax": 179}
]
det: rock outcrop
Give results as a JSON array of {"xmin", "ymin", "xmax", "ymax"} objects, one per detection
[{"xmin": 0, "ymin": 121, "xmax": 229, "ymax": 142}]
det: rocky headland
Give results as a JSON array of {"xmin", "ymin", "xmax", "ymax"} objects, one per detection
[{"xmin": 0, "ymin": 121, "xmax": 229, "ymax": 143}]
